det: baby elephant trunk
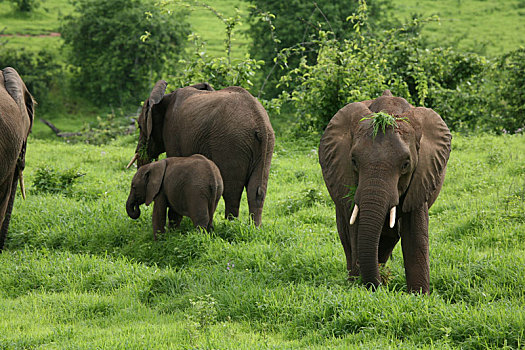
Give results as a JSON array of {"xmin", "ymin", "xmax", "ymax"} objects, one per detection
[{"xmin": 126, "ymin": 195, "xmax": 141, "ymax": 219}]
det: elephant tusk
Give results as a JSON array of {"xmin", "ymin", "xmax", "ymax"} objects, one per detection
[
  {"xmin": 349, "ymin": 204, "xmax": 359, "ymax": 225},
  {"xmin": 126, "ymin": 153, "xmax": 139, "ymax": 169},
  {"xmin": 389, "ymin": 207, "xmax": 396, "ymax": 228},
  {"xmin": 19, "ymin": 169, "xmax": 26, "ymax": 200}
]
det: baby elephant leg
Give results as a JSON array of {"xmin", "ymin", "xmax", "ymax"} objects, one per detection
[
  {"xmin": 188, "ymin": 198, "xmax": 210, "ymax": 231},
  {"xmin": 152, "ymin": 195, "xmax": 168, "ymax": 239}
]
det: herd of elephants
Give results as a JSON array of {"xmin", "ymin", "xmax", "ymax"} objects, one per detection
[{"xmin": 0, "ymin": 67, "xmax": 451, "ymax": 294}]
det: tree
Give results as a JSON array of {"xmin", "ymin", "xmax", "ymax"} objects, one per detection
[{"xmin": 61, "ymin": 0, "xmax": 190, "ymax": 106}]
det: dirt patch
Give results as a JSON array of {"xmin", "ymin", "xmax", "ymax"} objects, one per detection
[{"xmin": 0, "ymin": 32, "xmax": 61, "ymax": 37}]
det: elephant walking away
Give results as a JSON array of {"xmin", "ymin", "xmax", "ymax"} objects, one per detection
[
  {"xmin": 0, "ymin": 67, "xmax": 34, "ymax": 251},
  {"xmin": 319, "ymin": 90, "xmax": 451, "ymax": 293},
  {"xmin": 127, "ymin": 81, "xmax": 274, "ymax": 226},
  {"xmin": 126, "ymin": 155, "xmax": 224, "ymax": 238}
]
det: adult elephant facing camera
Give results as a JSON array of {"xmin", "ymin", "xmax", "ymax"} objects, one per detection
[
  {"xmin": 0, "ymin": 67, "xmax": 34, "ymax": 251},
  {"xmin": 128, "ymin": 81, "xmax": 275, "ymax": 226},
  {"xmin": 319, "ymin": 91, "xmax": 451, "ymax": 293}
]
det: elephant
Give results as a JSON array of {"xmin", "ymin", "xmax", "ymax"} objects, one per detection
[
  {"xmin": 319, "ymin": 90, "xmax": 451, "ymax": 293},
  {"xmin": 126, "ymin": 154, "xmax": 224, "ymax": 238},
  {"xmin": 127, "ymin": 81, "xmax": 275, "ymax": 226},
  {"xmin": 0, "ymin": 67, "xmax": 34, "ymax": 251}
]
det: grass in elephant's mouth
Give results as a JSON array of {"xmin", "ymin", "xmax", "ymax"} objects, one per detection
[{"xmin": 361, "ymin": 111, "xmax": 409, "ymax": 137}]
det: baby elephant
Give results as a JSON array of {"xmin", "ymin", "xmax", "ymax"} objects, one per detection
[{"xmin": 126, "ymin": 155, "xmax": 223, "ymax": 238}]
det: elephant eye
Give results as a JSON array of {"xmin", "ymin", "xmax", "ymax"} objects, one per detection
[{"xmin": 401, "ymin": 160, "xmax": 410, "ymax": 172}]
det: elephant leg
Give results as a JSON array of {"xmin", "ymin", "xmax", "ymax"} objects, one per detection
[
  {"xmin": 400, "ymin": 204, "xmax": 430, "ymax": 294},
  {"xmin": 0, "ymin": 172, "xmax": 17, "ymax": 251},
  {"xmin": 188, "ymin": 199, "xmax": 210, "ymax": 231},
  {"xmin": 167, "ymin": 207, "xmax": 182, "ymax": 229},
  {"xmin": 335, "ymin": 205, "xmax": 358, "ymax": 278},
  {"xmin": 152, "ymin": 195, "xmax": 168, "ymax": 239},
  {"xmin": 206, "ymin": 196, "xmax": 220, "ymax": 232},
  {"xmin": 223, "ymin": 180, "xmax": 244, "ymax": 221},
  {"xmin": 378, "ymin": 224, "xmax": 400, "ymax": 264}
]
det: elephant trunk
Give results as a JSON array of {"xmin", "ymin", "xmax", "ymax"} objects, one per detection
[
  {"xmin": 356, "ymin": 180, "xmax": 396, "ymax": 289},
  {"xmin": 126, "ymin": 196, "xmax": 141, "ymax": 219}
]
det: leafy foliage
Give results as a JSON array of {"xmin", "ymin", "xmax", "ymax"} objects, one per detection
[
  {"xmin": 159, "ymin": 1, "xmax": 263, "ymax": 92},
  {"xmin": 172, "ymin": 34, "xmax": 263, "ymax": 91},
  {"xmin": 274, "ymin": 1, "xmax": 518, "ymax": 134},
  {"xmin": 246, "ymin": 0, "xmax": 395, "ymax": 98},
  {"xmin": 60, "ymin": 0, "xmax": 190, "ymax": 106},
  {"xmin": 485, "ymin": 48, "xmax": 525, "ymax": 133},
  {"xmin": 0, "ymin": 47, "xmax": 62, "ymax": 110},
  {"xmin": 32, "ymin": 166, "xmax": 85, "ymax": 196}
]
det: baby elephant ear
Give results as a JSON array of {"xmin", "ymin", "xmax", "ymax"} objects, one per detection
[
  {"xmin": 403, "ymin": 107, "xmax": 452, "ymax": 212},
  {"xmin": 145, "ymin": 160, "xmax": 167, "ymax": 206}
]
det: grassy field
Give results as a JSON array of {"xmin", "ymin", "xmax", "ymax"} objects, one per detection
[
  {"xmin": 0, "ymin": 133, "xmax": 524, "ymax": 348},
  {"xmin": 391, "ymin": 0, "xmax": 525, "ymax": 55}
]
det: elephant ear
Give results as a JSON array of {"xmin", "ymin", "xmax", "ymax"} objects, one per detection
[
  {"xmin": 403, "ymin": 107, "xmax": 451, "ymax": 212},
  {"xmin": 145, "ymin": 160, "xmax": 167, "ymax": 206},
  {"xmin": 319, "ymin": 102, "xmax": 372, "ymax": 207},
  {"xmin": 145, "ymin": 80, "xmax": 168, "ymax": 140},
  {"xmin": 2, "ymin": 67, "xmax": 35, "ymax": 131},
  {"xmin": 189, "ymin": 82, "xmax": 214, "ymax": 91}
]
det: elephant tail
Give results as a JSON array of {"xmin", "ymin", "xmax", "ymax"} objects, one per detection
[{"xmin": 254, "ymin": 124, "xmax": 274, "ymax": 205}]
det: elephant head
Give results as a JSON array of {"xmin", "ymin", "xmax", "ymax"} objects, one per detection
[
  {"xmin": 126, "ymin": 160, "xmax": 167, "ymax": 219},
  {"xmin": 127, "ymin": 81, "xmax": 214, "ymax": 169},
  {"xmin": 319, "ymin": 90, "xmax": 451, "ymax": 290}
]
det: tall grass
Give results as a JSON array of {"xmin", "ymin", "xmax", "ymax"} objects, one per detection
[{"xmin": 1, "ymin": 133, "xmax": 524, "ymax": 348}]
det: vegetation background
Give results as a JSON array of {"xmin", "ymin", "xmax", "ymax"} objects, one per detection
[{"xmin": 0, "ymin": 0, "xmax": 524, "ymax": 348}]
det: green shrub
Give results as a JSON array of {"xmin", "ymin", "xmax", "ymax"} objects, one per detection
[
  {"xmin": 0, "ymin": 47, "xmax": 62, "ymax": 110},
  {"xmin": 60, "ymin": 0, "xmax": 190, "ymax": 107},
  {"xmin": 32, "ymin": 166, "xmax": 85, "ymax": 196},
  {"xmin": 485, "ymin": 48, "xmax": 525, "ymax": 133},
  {"xmin": 246, "ymin": 0, "xmax": 395, "ymax": 98},
  {"xmin": 4, "ymin": 0, "xmax": 42, "ymax": 12},
  {"xmin": 274, "ymin": 1, "xmax": 492, "ymax": 134},
  {"xmin": 172, "ymin": 34, "xmax": 263, "ymax": 92}
]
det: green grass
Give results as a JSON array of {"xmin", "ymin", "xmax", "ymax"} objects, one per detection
[
  {"xmin": 1, "ymin": 133, "xmax": 524, "ymax": 348},
  {"xmin": 0, "ymin": 0, "xmax": 73, "ymax": 34},
  {"xmin": 391, "ymin": 0, "xmax": 525, "ymax": 56}
]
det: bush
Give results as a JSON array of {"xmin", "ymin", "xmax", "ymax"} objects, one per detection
[
  {"xmin": 485, "ymin": 48, "xmax": 525, "ymax": 133},
  {"xmin": 275, "ymin": 2, "xmax": 493, "ymax": 134},
  {"xmin": 0, "ymin": 47, "xmax": 62, "ymax": 110},
  {"xmin": 32, "ymin": 166, "xmax": 85, "ymax": 196},
  {"xmin": 60, "ymin": 0, "xmax": 190, "ymax": 107},
  {"xmin": 172, "ymin": 34, "xmax": 263, "ymax": 92},
  {"xmin": 4, "ymin": 0, "xmax": 42, "ymax": 12},
  {"xmin": 246, "ymin": 0, "xmax": 394, "ymax": 98}
]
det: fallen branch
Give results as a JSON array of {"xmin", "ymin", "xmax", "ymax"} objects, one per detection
[{"xmin": 39, "ymin": 118, "xmax": 82, "ymax": 137}]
